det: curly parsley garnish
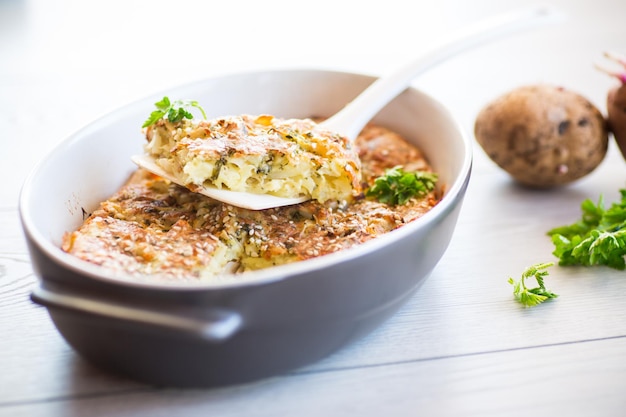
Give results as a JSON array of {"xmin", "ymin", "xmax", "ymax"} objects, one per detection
[
  {"xmin": 365, "ymin": 166, "xmax": 438, "ymax": 206},
  {"xmin": 508, "ymin": 262, "xmax": 558, "ymax": 307},
  {"xmin": 142, "ymin": 96, "xmax": 207, "ymax": 128},
  {"xmin": 547, "ymin": 189, "xmax": 626, "ymax": 270}
]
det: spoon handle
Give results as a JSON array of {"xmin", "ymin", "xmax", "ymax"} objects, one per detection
[{"xmin": 321, "ymin": 5, "xmax": 564, "ymax": 140}]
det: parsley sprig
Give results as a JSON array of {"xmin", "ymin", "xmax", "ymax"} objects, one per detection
[
  {"xmin": 508, "ymin": 262, "xmax": 558, "ymax": 307},
  {"xmin": 365, "ymin": 166, "xmax": 438, "ymax": 206},
  {"xmin": 547, "ymin": 189, "xmax": 626, "ymax": 270},
  {"xmin": 142, "ymin": 96, "xmax": 207, "ymax": 128}
]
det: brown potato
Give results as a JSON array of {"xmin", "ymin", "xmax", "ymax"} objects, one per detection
[{"xmin": 474, "ymin": 84, "xmax": 608, "ymax": 187}]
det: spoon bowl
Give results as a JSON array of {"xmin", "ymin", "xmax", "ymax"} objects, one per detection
[{"xmin": 131, "ymin": 154, "xmax": 308, "ymax": 210}]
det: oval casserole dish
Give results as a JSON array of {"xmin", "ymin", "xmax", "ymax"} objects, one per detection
[{"xmin": 19, "ymin": 69, "xmax": 472, "ymax": 387}]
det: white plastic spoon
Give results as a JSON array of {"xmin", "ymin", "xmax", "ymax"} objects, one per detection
[{"xmin": 133, "ymin": 5, "xmax": 562, "ymax": 210}]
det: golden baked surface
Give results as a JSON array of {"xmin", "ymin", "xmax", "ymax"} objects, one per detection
[
  {"xmin": 62, "ymin": 123, "xmax": 438, "ymax": 283},
  {"xmin": 144, "ymin": 115, "xmax": 361, "ymax": 203}
]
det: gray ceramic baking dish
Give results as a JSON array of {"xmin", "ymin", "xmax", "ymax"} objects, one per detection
[{"xmin": 19, "ymin": 69, "xmax": 472, "ymax": 387}]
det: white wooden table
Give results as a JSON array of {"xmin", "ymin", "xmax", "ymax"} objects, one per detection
[{"xmin": 2, "ymin": 0, "xmax": 626, "ymax": 416}]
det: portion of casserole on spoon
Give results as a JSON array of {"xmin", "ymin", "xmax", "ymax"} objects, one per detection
[{"xmin": 140, "ymin": 98, "xmax": 362, "ymax": 205}]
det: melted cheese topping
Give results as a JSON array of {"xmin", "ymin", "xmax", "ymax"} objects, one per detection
[
  {"xmin": 62, "ymin": 123, "xmax": 438, "ymax": 284},
  {"xmin": 144, "ymin": 115, "xmax": 361, "ymax": 203}
]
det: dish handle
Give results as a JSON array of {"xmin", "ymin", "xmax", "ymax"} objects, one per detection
[{"xmin": 30, "ymin": 285, "xmax": 242, "ymax": 342}]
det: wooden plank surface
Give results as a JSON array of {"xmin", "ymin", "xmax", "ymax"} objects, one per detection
[
  {"xmin": 3, "ymin": 337, "xmax": 625, "ymax": 417},
  {"xmin": 1, "ymin": 0, "xmax": 626, "ymax": 416}
]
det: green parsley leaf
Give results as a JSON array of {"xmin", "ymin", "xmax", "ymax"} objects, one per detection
[
  {"xmin": 547, "ymin": 189, "xmax": 626, "ymax": 270},
  {"xmin": 365, "ymin": 166, "xmax": 438, "ymax": 206},
  {"xmin": 142, "ymin": 96, "xmax": 207, "ymax": 128},
  {"xmin": 508, "ymin": 262, "xmax": 558, "ymax": 307}
]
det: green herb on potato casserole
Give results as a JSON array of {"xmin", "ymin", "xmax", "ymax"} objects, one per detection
[
  {"xmin": 142, "ymin": 96, "xmax": 207, "ymax": 128},
  {"xmin": 366, "ymin": 166, "xmax": 438, "ymax": 206}
]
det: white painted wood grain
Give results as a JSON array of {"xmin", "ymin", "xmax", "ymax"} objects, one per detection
[{"xmin": 2, "ymin": 337, "xmax": 624, "ymax": 417}]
